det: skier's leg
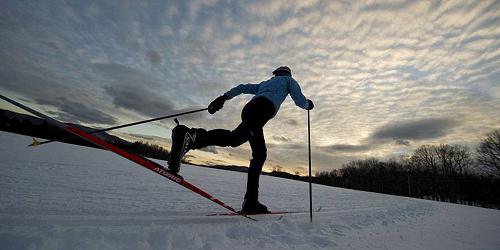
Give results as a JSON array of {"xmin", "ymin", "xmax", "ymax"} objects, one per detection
[
  {"xmin": 245, "ymin": 128, "xmax": 266, "ymax": 199},
  {"xmin": 190, "ymin": 123, "xmax": 250, "ymax": 149},
  {"xmin": 169, "ymin": 122, "xmax": 250, "ymax": 173},
  {"xmin": 242, "ymin": 127, "xmax": 269, "ymax": 213}
]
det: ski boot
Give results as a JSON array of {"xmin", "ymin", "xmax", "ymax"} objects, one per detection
[
  {"xmin": 241, "ymin": 198, "xmax": 270, "ymax": 214},
  {"xmin": 168, "ymin": 124, "xmax": 193, "ymax": 173},
  {"xmin": 167, "ymin": 121, "xmax": 206, "ymax": 173}
]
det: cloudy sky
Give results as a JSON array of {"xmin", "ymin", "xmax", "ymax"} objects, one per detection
[{"xmin": 1, "ymin": 0, "xmax": 499, "ymax": 175}]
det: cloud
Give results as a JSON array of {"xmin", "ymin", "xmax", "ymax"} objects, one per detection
[
  {"xmin": 321, "ymin": 144, "xmax": 373, "ymax": 153},
  {"xmin": 272, "ymin": 135, "xmax": 291, "ymax": 143},
  {"xmin": 370, "ymin": 118, "xmax": 458, "ymax": 141},
  {"xmin": 146, "ymin": 50, "xmax": 163, "ymax": 66},
  {"xmin": 395, "ymin": 139, "xmax": 410, "ymax": 146},
  {"xmin": 246, "ymin": 0, "xmax": 319, "ymax": 18},
  {"xmin": 38, "ymin": 97, "xmax": 116, "ymax": 124},
  {"xmin": 360, "ymin": 0, "xmax": 419, "ymax": 12},
  {"xmin": 92, "ymin": 62, "xmax": 179, "ymax": 117},
  {"xmin": 267, "ymin": 142, "xmax": 305, "ymax": 151},
  {"xmin": 103, "ymin": 84, "xmax": 176, "ymax": 117},
  {"xmin": 285, "ymin": 119, "xmax": 299, "ymax": 126},
  {"xmin": 316, "ymin": 118, "xmax": 458, "ymax": 154},
  {"xmin": 0, "ymin": 67, "xmax": 116, "ymax": 125},
  {"xmin": 91, "ymin": 62, "xmax": 209, "ymax": 123},
  {"xmin": 246, "ymin": 1, "xmax": 285, "ymax": 17},
  {"xmin": 40, "ymin": 40, "xmax": 63, "ymax": 50}
]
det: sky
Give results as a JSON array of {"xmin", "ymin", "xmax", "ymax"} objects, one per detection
[{"xmin": 1, "ymin": 0, "xmax": 499, "ymax": 175}]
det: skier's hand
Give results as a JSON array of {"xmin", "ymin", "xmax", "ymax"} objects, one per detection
[
  {"xmin": 307, "ymin": 99, "xmax": 314, "ymax": 110},
  {"xmin": 208, "ymin": 95, "xmax": 228, "ymax": 114}
]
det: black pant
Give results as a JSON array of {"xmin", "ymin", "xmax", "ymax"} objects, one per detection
[{"xmin": 192, "ymin": 97, "xmax": 275, "ymax": 200}]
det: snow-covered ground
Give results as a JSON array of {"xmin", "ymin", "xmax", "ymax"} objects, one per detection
[{"xmin": 1, "ymin": 131, "xmax": 499, "ymax": 250}]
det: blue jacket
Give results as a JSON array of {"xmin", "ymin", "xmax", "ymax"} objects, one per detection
[{"xmin": 224, "ymin": 76, "xmax": 310, "ymax": 116}]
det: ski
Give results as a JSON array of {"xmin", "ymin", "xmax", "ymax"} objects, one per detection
[
  {"xmin": 207, "ymin": 207, "xmax": 322, "ymax": 217},
  {"xmin": 0, "ymin": 95, "xmax": 255, "ymax": 221},
  {"xmin": 207, "ymin": 211, "xmax": 291, "ymax": 216}
]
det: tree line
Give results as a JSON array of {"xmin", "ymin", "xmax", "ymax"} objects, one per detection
[{"xmin": 313, "ymin": 129, "xmax": 500, "ymax": 209}]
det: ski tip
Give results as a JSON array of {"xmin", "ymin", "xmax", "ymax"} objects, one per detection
[{"xmin": 28, "ymin": 138, "xmax": 41, "ymax": 147}]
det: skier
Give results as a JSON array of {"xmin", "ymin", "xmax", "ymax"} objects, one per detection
[{"xmin": 168, "ymin": 66, "xmax": 314, "ymax": 214}]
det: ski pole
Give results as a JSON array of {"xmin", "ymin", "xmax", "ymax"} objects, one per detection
[
  {"xmin": 308, "ymin": 109, "xmax": 313, "ymax": 222},
  {"xmin": 29, "ymin": 108, "xmax": 208, "ymax": 147}
]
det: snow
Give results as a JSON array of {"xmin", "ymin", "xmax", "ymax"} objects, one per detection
[{"xmin": 1, "ymin": 131, "xmax": 499, "ymax": 250}]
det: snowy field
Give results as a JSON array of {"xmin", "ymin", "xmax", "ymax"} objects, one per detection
[{"xmin": 1, "ymin": 131, "xmax": 499, "ymax": 250}]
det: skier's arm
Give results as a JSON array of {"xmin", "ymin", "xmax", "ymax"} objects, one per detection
[
  {"xmin": 224, "ymin": 83, "xmax": 260, "ymax": 100},
  {"xmin": 208, "ymin": 83, "xmax": 259, "ymax": 114},
  {"xmin": 288, "ymin": 79, "xmax": 311, "ymax": 110}
]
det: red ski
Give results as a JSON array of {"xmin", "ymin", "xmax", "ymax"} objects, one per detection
[{"xmin": 0, "ymin": 94, "xmax": 255, "ymax": 221}]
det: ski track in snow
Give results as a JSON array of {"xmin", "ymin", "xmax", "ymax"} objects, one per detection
[{"xmin": 0, "ymin": 131, "xmax": 499, "ymax": 250}]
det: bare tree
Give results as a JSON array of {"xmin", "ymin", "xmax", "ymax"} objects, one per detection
[
  {"xmin": 410, "ymin": 145, "xmax": 438, "ymax": 174},
  {"xmin": 477, "ymin": 129, "xmax": 500, "ymax": 177},
  {"xmin": 452, "ymin": 145, "xmax": 472, "ymax": 175},
  {"xmin": 434, "ymin": 144, "xmax": 456, "ymax": 176}
]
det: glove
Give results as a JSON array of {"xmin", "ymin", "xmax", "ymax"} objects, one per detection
[
  {"xmin": 208, "ymin": 95, "xmax": 228, "ymax": 114},
  {"xmin": 307, "ymin": 99, "xmax": 314, "ymax": 110}
]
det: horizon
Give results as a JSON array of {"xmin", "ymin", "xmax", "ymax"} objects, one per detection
[{"xmin": 1, "ymin": 0, "xmax": 499, "ymax": 174}]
